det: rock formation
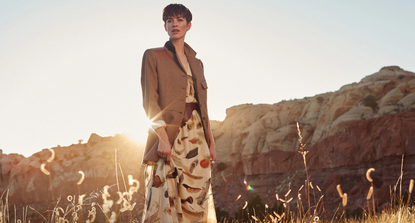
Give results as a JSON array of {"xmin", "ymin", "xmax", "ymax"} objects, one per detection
[
  {"xmin": 211, "ymin": 66, "xmax": 415, "ymax": 217},
  {"xmin": 1, "ymin": 66, "xmax": 415, "ymax": 221},
  {"xmin": 0, "ymin": 133, "xmax": 146, "ymax": 222}
]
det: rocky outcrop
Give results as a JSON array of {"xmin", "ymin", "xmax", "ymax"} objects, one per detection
[
  {"xmin": 0, "ymin": 133, "xmax": 145, "ymax": 222},
  {"xmin": 213, "ymin": 66, "xmax": 415, "ymax": 174},
  {"xmin": 1, "ymin": 66, "xmax": 415, "ymax": 221},
  {"xmin": 0, "ymin": 151, "xmax": 25, "ymax": 191},
  {"xmin": 211, "ymin": 66, "xmax": 415, "ymax": 217}
]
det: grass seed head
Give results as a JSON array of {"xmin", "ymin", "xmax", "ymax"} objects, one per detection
[
  {"xmin": 78, "ymin": 194, "xmax": 85, "ymax": 206},
  {"xmin": 409, "ymin": 179, "xmax": 414, "ymax": 194},
  {"xmin": 298, "ymin": 185, "xmax": 304, "ymax": 191},
  {"xmin": 128, "ymin": 175, "xmax": 140, "ymax": 194},
  {"xmin": 285, "ymin": 189, "xmax": 291, "ymax": 197},
  {"xmin": 342, "ymin": 193, "xmax": 348, "ymax": 207},
  {"xmin": 87, "ymin": 206, "xmax": 96, "ymax": 222},
  {"xmin": 40, "ymin": 163, "xmax": 50, "ymax": 175},
  {"xmin": 103, "ymin": 200, "xmax": 114, "ymax": 214},
  {"xmin": 102, "ymin": 185, "xmax": 113, "ymax": 214},
  {"xmin": 336, "ymin": 184, "xmax": 343, "ymax": 197},
  {"xmin": 109, "ymin": 211, "xmax": 116, "ymax": 221},
  {"xmin": 77, "ymin": 171, "xmax": 85, "ymax": 185},
  {"xmin": 243, "ymin": 201, "xmax": 248, "ymax": 209},
  {"xmin": 47, "ymin": 149, "xmax": 55, "ymax": 162},
  {"xmin": 366, "ymin": 168, "xmax": 375, "ymax": 182},
  {"xmin": 235, "ymin": 195, "xmax": 241, "ymax": 201},
  {"xmin": 273, "ymin": 211, "xmax": 281, "ymax": 220},
  {"xmin": 316, "ymin": 185, "xmax": 322, "ymax": 192},
  {"xmin": 72, "ymin": 212, "xmax": 79, "ymax": 222},
  {"xmin": 120, "ymin": 200, "xmax": 136, "ymax": 212},
  {"xmin": 116, "ymin": 191, "xmax": 123, "ymax": 204},
  {"xmin": 367, "ymin": 186, "xmax": 373, "ymax": 200}
]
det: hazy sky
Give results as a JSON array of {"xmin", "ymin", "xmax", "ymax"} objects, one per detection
[{"xmin": 1, "ymin": 1, "xmax": 414, "ymax": 157}]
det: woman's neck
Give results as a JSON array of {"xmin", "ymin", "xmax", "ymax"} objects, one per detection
[{"xmin": 170, "ymin": 39, "xmax": 185, "ymax": 55}]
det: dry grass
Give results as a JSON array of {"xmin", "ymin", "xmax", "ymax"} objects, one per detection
[
  {"xmin": 219, "ymin": 206, "xmax": 415, "ymax": 223},
  {"xmin": 0, "ymin": 148, "xmax": 141, "ymax": 223},
  {"xmin": 0, "ymin": 129, "xmax": 414, "ymax": 222}
]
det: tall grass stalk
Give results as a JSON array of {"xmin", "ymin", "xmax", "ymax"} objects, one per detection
[
  {"xmin": 77, "ymin": 170, "xmax": 85, "ymax": 222},
  {"xmin": 400, "ymin": 155, "xmax": 403, "ymax": 201},
  {"xmin": 40, "ymin": 149, "xmax": 56, "ymax": 202},
  {"xmin": 1, "ymin": 190, "xmax": 10, "ymax": 223},
  {"xmin": 296, "ymin": 122, "xmax": 310, "ymax": 214},
  {"xmin": 407, "ymin": 179, "xmax": 414, "ymax": 205},
  {"xmin": 366, "ymin": 168, "xmax": 376, "ymax": 216}
]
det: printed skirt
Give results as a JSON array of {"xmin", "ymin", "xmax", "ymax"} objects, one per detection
[{"xmin": 142, "ymin": 110, "xmax": 216, "ymax": 223}]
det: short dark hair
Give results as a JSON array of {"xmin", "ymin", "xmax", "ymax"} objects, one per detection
[{"xmin": 162, "ymin": 4, "xmax": 192, "ymax": 23}]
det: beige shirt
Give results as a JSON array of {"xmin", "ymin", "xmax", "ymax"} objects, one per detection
[{"xmin": 186, "ymin": 64, "xmax": 197, "ymax": 103}]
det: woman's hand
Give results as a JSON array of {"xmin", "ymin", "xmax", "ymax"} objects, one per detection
[{"xmin": 155, "ymin": 127, "xmax": 171, "ymax": 163}]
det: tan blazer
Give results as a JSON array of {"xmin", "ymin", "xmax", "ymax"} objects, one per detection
[{"xmin": 141, "ymin": 41, "xmax": 212, "ymax": 164}]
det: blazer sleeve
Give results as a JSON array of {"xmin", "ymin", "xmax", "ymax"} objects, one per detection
[{"xmin": 141, "ymin": 49, "xmax": 163, "ymax": 121}]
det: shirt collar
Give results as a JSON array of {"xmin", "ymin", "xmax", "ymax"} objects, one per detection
[{"xmin": 164, "ymin": 40, "xmax": 197, "ymax": 58}]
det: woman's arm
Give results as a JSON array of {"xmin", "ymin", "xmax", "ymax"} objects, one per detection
[
  {"xmin": 141, "ymin": 49, "xmax": 172, "ymax": 163},
  {"xmin": 141, "ymin": 49, "xmax": 163, "ymax": 121}
]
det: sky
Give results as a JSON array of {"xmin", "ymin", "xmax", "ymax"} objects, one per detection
[{"xmin": 1, "ymin": 1, "xmax": 414, "ymax": 157}]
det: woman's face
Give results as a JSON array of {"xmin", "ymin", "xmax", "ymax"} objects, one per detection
[{"xmin": 164, "ymin": 15, "xmax": 191, "ymax": 41}]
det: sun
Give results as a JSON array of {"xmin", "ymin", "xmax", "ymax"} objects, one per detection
[{"xmin": 122, "ymin": 114, "xmax": 153, "ymax": 147}]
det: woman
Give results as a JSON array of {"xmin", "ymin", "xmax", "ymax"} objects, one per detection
[{"xmin": 141, "ymin": 4, "xmax": 217, "ymax": 223}]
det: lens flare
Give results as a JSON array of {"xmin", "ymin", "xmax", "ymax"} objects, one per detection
[{"xmin": 243, "ymin": 176, "xmax": 254, "ymax": 191}]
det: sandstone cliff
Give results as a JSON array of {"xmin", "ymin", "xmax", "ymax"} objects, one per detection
[{"xmin": 211, "ymin": 66, "xmax": 415, "ymax": 216}]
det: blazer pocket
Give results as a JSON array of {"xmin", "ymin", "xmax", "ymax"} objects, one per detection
[{"xmin": 201, "ymin": 80, "xmax": 208, "ymax": 89}]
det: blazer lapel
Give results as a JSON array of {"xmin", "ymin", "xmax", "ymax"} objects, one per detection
[
  {"xmin": 188, "ymin": 57, "xmax": 202, "ymax": 80},
  {"xmin": 165, "ymin": 40, "xmax": 189, "ymax": 74}
]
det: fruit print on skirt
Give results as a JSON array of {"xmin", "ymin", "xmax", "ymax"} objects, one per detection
[{"xmin": 142, "ymin": 110, "xmax": 216, "ymax": 223}]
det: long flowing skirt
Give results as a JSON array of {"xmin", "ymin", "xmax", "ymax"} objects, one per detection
[{"xmin": 142, "ymin": 110, "xmax": 216, "ymax": 223}]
